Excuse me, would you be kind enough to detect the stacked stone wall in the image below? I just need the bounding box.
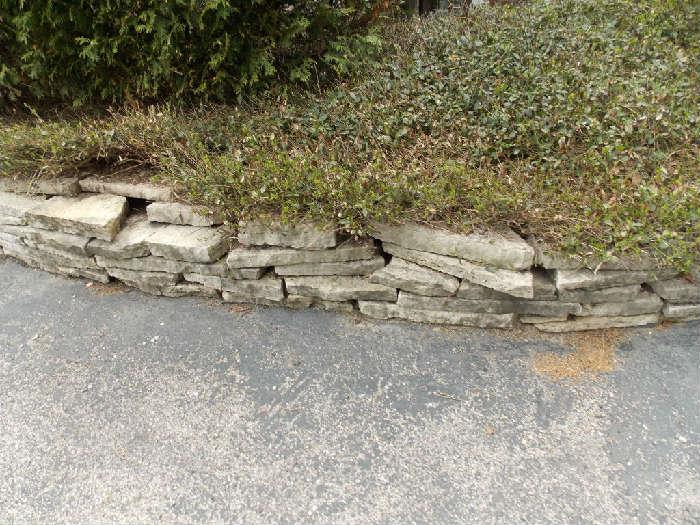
[1,178,699,331]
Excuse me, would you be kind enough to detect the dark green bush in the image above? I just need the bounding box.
[0,0,382,105]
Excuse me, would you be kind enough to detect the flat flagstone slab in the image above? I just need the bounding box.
[375,223,534,270]
[26,194,128,241]
[554,269,674,291]
[382,242,471,277]
[534,314,660,332]
[578,294,663,317]
[0,177,80,196]
[275,257,385,277]
[221,276,285,304]
[146,224,228,263]
[285,276,397,302]
[146,202,223,226]
[0,191,47,219]
[557,284,643,304]
[79,175,174,202]
[26,229,92,256]
[663,303,700,321]
[238,220,338,249]
[648,278,700,303]
[227,240,376,268]
[529,237,661,271]
[107,267,181,291]
[358,301,517,328]
[460,260,535,299]
[87,213,164,259]
[369,258,459,297]
[285,295,356,313]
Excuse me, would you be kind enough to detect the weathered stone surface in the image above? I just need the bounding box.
[460,261,535,299]
[0,191,46,219]
[238,220,338,249]
[229,267,267,280]
[227,240,376,268]
[531,270,557,300]
[0,231,22,246]
[382,242,469,277]
[358,301,517,328]
[285,276,397,302]
[520,315,568,324]
[220,276,285,303]
[146,202,223,226]
[397,292,515,314]
[662,303,700,321]
[375,223,534,270]
[147,224,228,263]
[107,268,180,292]
[579,294,663,317]
[96,255,186,274]
[275,257,385,277]
[529,237,661,271]
[86,213,163,259]
[79,176,174,201]
[285,295,356,313]
[0,177,80,196]
[557,284,643,304]
[161,283,219,299]
[27,194,128,241]
[396,291,580,317]
[26,228,91,255]
[0,215,26,226]
[28,242,100,269]
[369,258,459,297]
[183,273,222,290]
[554,269,673,291]
[456,280,512,300]
[648,278,700,303]
[534,314,660,332]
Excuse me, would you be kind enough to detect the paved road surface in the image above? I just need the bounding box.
[1,258,699,524]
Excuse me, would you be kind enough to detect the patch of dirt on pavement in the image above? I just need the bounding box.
[532,329,624,380]
[85,281,128,296]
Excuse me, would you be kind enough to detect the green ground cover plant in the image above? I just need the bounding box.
[1,0,699,268]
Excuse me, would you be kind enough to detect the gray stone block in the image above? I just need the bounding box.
[285,295,356,313]
[146,202,223,226]
[106,267,181,292]
[555,269,674,291]
[534,314,660,332]
[648,278,700,303]
[227,240,376,268]
[579,294,663,317]
[79,175,174,201]
[0,215,26,226]
[27,194,129,241]
[662,303,700,321]
[520,315,568,324]
[147,224,228,263]
[161,283,220,299]
[0,177,80,196]
[221,275,285,303]
[285,276,397,302]
[375,223,534,270]
[557,284,643,304]
[229,267,267,280]
[460,260,535,299]
[369,258,459,296]
[86,213,163,259]
[358,301,517,328]
[275,257,385,277]
[238,220,338,249]
[382,242,470,277]
[183,273,222,290]
[456,280,512,300]
[0,191,47,218]
[529,237,661,271]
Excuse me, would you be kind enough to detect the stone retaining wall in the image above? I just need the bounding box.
[2,178,699,331]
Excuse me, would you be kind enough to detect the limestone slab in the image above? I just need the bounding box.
[238,220,338,249]
[557,284,643,304]
[382,242,470,277]
[28,242,99,269]
[87,213,163,259]
[662,303,700,321]
[107,268,180,292]
[147,224,228,263]
[161,283,219,299]
[375,223,534,270]
[27,194,128,241]
[369,258,459,297]
[220,276,285,303]
[26,228,91,255]
[647,278,700,303]
[358,301,517,328]
[146,202,223,226]
[460,260,535,299]
[286,295,356,313]
[227,240,376,268]
[534,314,660,332]
[0,191,47,218]
[184,273,222,290]
[554,269,673,291]
[229,267,267,280]
[79,176,174,201]
[0,215,26,226]
[96,255,187,273]
[579,294,662,317]
[529,237,661,271]
[456,280,512,300]
[0,177,80,196]
[520,315,568,324]
[275,257,385,277]
[285,276,397,302]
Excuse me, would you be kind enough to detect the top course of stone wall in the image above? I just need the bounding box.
[1,176,699,332]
